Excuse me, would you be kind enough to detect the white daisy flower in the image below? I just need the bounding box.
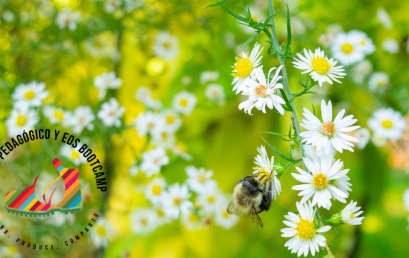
[172,91,197,115]
[181,209,203,231]
[97,97,125,127]
[144,177,167,204]
[367,108,406,140]
[214,197,239,229]
[2,10,15,23]
[12,81,49,109]
[231,42,263,93]
[172,142,192,161]
[130,208,158,235]
[91,217,115,248]
[94,72,122,100]
[377,8,393,29]
[292,156,350,209]
[151,128,176,150]
[253,145,281,200]
[403,189,409,212]
[152,205,173,226]
[341,200,365,225]
[161,110,182,132]
[205,83,225,106]
[331,32,365,66]
[67,106,95,134]
[239,66,285,115]
[354,128,371,149]
[140,147,169,177]
[368,72,390,93]
[293,48,346,87]
[349,30,375,55]
[200,71,220,84]
[56,8,81,31]
[281,201,331,257]
[372,134,387,147]
[135,87,162,110]
[352,60,372,83]
[300,100,360,155]
[129,161,140,176]
[153,31,179,60]
[43,106,70,127]
[6,108,39,137]
[0,245,22,258]
[104,0,121,13]
[382,38,399,54]
[196,183,222,214]
[84,33,119,61]
[61,144,87,166]
[163,183,193,219]
[185,166,216,194]
[134,111,165,137]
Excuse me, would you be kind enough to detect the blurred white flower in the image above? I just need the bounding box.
[161,110,182,132]
[129,161,140,176]
[205,84,225,106]
[200,71,220,84]
[135,87,162,110]
[151,128,176,150]
[181,76,192,85]
[144,177,167,204]
[172,142,192,160]
[368,108,406,140]
[67,106,95,134]
[181,209,203,231]
[253,145,281,200]
[331,31,365,66]
[6,107,39,137]
[124,0,144,12]
[377,8,393,29]
[163,183,193,219]
[368,72,390,93]
[300,100,360,155]
[318,34,333,48]
[140,147,169,177]
[341,200,365,225]
[290,17,306,35]
[292,156,351,209]
[84,33,119,61]
[12,81,49,109]
[91,217,115,248]
[153,31,179,60]
[97,97,125,127]
[293,48,346,87]
[382,38,399,54]
[94,72,122,100]
[352,60,372,83]
[326,23,343,35]
[214,197,239,229]
[61,144,87,166]
[130,208,158,235]
[56,8,81,31]
[349,30,375,55]
[185,166,216,194]
[43,106,70,127]
[303,144,335,160]
[152,205,173,226]
[239,66,285,115]
[134,111,165,137]
[196,183,222,214]
[2,10,15,22]
[403,189,409,212]
[0,245,22,258]
[372,134,387,147]
[354,128,371,149]
[104,0,121,13]
[172,91,197,115]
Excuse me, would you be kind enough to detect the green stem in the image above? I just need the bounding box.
[267,0,323,230]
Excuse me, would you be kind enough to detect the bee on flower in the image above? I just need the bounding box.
[253,145,281,200]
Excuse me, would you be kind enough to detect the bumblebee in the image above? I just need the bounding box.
[226,172,272,227]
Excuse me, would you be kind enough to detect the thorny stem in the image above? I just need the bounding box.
[267,0,328,255]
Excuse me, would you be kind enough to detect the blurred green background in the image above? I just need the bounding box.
[0,0,409,257]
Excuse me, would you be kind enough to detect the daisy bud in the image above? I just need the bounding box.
[273,162,291,175]
[328,212,344,225]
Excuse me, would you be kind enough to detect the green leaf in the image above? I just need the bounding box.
[312,103,316,115]
[205,0,246,22]
[260,131,287,136]
[261,136,294,162]
[286,5,291,49]
[238,32,260,48]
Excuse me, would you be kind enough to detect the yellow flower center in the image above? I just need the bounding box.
[157,209,165,217]
[16,115,27,126]
[311,56,331,75]
[207,196,215,203]
[255,84,268,97]
[189,213,199,222]
[8,246,18,253]
[166,115,175,124]
[54,110,64,120]
[174,197,181,206]
[233,55,253,78]
[341,43,354,54]
[321,122,336,137]
[313,173,328,189]
[223,211,230,218]
[350,212,355,219]
[296,218,316,240]
[179,98,188,107]
[161,132,168,140]
[212,90,219,97]
[197,174,206,183]
[96,225,106,236]
[24,90,35,100]
[163,42,170,49]
[151,185,162,196]
[381,120,393,129]
[147,122,154,129]
[71,150,80,159]
[140,218,147,225]
[360,40,365,45]
[109,111,115,117]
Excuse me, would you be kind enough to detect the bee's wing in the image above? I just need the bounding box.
[262,176,273,211]
[226,200,241,216]
[249,206,263,227]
